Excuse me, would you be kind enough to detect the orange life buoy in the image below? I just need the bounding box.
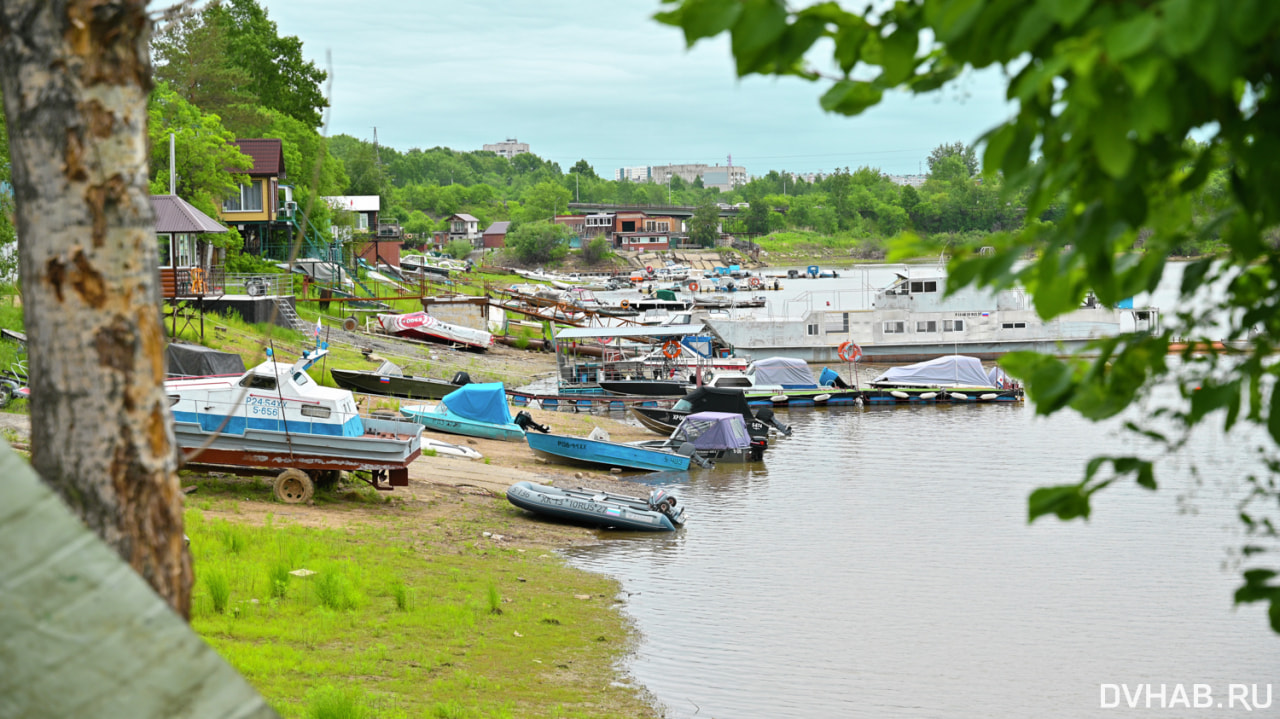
[688,280,699,292]
[837,340,863,363]
[748,276,762,289]
[662,340,681,359]
[620,299,630,309]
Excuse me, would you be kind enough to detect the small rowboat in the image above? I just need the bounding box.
[506,481,686,531]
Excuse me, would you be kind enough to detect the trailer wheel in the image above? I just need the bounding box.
[310,469,342,490]
[274,469,314,504]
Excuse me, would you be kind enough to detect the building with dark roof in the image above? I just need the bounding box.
[481,220,510,249]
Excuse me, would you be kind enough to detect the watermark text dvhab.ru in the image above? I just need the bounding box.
[1101,684,1273,710]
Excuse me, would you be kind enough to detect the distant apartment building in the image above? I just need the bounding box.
[886,174,928,188]
[615,166,652,182]
[482,138,530,159]
[699,164,748,192]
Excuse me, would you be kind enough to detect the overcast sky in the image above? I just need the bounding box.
[261,0,1015,177]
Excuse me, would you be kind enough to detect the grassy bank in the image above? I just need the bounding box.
[186,477,658,719]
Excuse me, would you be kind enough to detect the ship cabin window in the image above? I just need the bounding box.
[909,280,939,294]
[944,319,965,332]
[712,376,753,388]
[916,320,937,332]
[240,374,277,390]
[1001,322,1027,329]
[806,323,819,336]
[825,312,849,334]
[883,321,906,334]
[292,371,311,386]
[300,404,330,419]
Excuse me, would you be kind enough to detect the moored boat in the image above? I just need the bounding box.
[702,357,864,407]
[400,382,533,441]
[860,355,1023,403]
[524,428,697,472]
[632,386,793,437]
[632,411,767,463]
[506,481,686,531]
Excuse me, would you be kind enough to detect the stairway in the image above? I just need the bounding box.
[273,297,312,334]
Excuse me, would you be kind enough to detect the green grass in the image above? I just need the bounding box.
[186,503,655,718]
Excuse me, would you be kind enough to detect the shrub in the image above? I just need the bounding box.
[205,569,230,614]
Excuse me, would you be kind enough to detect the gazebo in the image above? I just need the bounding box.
[150,194,227,298]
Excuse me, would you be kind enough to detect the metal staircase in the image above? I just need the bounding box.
[273,296,312,334]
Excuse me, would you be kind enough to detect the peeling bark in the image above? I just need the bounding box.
[0,0,191,617]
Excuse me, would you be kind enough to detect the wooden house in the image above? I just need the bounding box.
[152,194,228,298]
[481,221,510,249]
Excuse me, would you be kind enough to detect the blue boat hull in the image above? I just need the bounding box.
[505,481,683,531]
[400,405,525,441]
[525,432,692,472]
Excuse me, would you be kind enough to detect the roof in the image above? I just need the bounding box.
[450,213,479,222]
[232,138,286,177]
[150,195,227,234]
[483,221,511,235]
[323,195,380,212]
[555,323,705,340]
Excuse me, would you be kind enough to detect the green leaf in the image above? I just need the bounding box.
[1234,569,1279,604]
[1008,5,1055,54]
[1029,483,1092,522]
[879,25,920,85]
[1162,0,1215,56]
[832,20,869,74]
[1093,112,1135,179]
[730,0,789,75]
[924,0,985,44]
[1104,14,1160,61]
[819,80,884,116]
[1267,381,1280,445]
[1120,54,1163,96]
[660,0,743,47]
[773,15,826,73]
[1044,0,1093,26]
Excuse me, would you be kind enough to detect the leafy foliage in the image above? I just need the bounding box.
[689,196,721,247]
[928,141,978,178]
[506,221,570,265]
[580,236,611,265]
[656,0,1280,631]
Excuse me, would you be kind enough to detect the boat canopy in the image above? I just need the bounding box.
[750,357,817,386]
[555,324,705,340]
[442,382,513,425]
[681,336,714,359]
[870,355,995,388]
[671,411,751,450]
[672,386,754,418]
[374,360,403,377]
[165,343,245,378]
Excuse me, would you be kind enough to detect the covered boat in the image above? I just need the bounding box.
[165,342,245,378]
[525,428,697,472]
[400,382,532,441]
[377,311,493,351]
[632,386,792,438]
[702,356,864,407]
[331,360,468,400]
[634,411,765,463]
[506,481,686,531]
[860,355,1023,403]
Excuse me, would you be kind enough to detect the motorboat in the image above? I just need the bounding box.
[632,386,792,438]
[506,481,686,531]
[400,382,538,441]
[633,411,767,463]
[860,355,1023,403]
[524,427,700,472]
[701,357,864,407]
[330,360,468,400]
[376,311,493,351]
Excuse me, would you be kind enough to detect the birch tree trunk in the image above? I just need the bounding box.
[0,0,191,617]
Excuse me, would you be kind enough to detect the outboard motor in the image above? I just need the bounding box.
[754,407,793,437]
[451,371,472,386]
[513,410,550,434]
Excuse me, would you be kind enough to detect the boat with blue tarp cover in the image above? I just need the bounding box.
[400,382,530,441]
[506,481,686,531]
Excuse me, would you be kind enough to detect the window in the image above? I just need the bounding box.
[357,214,369,231]
[157,233,172,267]
[825,312,849,334]
[644,220,670,232]
[300,404,330,419]
[909,280,938,293]
[239,374,277,390]
[222,180,263,212]
[713,376,752,387]
[916,320,937,332]
[883,321,905,334]
[806,323,819,336]
[1002,322,1027,329]
[175,233,194,268]
[292,371,310,386]
[944,319,965,332]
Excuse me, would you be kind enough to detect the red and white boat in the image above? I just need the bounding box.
[376,311,493,351]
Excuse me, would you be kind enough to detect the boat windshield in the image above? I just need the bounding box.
[292,371,310,386]
[673,399,692,411]
[240,374,276,390]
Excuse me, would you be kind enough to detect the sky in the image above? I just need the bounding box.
[261,0,1015,178]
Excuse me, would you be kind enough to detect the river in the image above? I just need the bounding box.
[562,263,1279,718]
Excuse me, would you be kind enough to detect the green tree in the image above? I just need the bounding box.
[688,197,721,247]
[147,83,251,250]
[506,221,570,265]
[204,0,328,129]
[151,11,267,135]
[518,180,571,223]
[444,240,473,260]
[928,141,978,178]
[656,0,1280,629]
[570,159,598,180]
[581,236,611,265]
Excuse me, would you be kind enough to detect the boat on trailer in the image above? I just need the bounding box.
[165,347,424,502]
[506,481,686,531]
